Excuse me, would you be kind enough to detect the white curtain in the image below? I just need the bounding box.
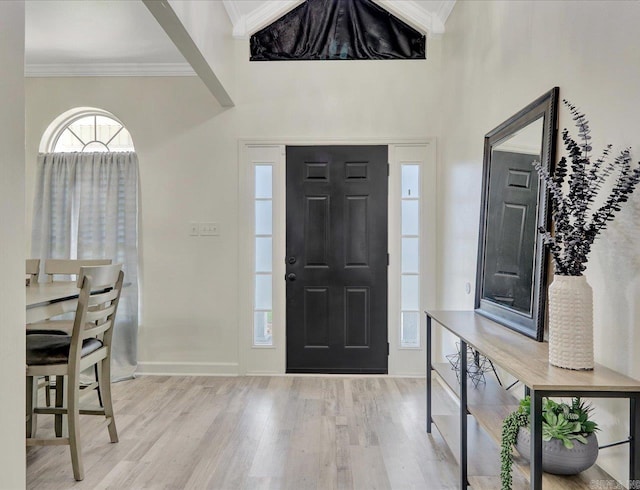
[32,152,139,381]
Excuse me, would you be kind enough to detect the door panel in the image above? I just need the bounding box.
[286,145,388,374]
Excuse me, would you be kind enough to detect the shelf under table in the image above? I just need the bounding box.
[428,310,629,489]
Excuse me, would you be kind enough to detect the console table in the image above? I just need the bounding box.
[426,310,640,490]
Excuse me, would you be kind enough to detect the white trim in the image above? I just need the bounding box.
[227,0,453,39]
[39,107,131,153]
[436,0,457,25]
[231,0,302,38]
[240,137,432,146]
[136,361,240,376]
[25,62,196,78]
[373,0,444,37]
[239,138,436,377]
[222,0,241,27]
[238,144,286,375]
[388,143,437,376]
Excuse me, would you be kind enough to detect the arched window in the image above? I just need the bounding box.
[41,107,134,153]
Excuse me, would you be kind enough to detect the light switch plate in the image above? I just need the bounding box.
[199,222,220,236]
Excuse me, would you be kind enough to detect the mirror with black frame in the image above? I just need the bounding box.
[475,88,559,341]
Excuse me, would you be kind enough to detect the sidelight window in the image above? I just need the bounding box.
[400,164,420,348]
[254,165,273,346]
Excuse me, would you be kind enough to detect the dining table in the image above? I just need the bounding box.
[26,281,80,324]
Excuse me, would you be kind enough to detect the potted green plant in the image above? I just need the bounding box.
[501,396,599,490]
[533,100,640,370]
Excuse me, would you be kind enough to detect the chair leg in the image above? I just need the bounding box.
[26,376,37,438]
[67,369,84,481]
[94,363,103,407]
[45,376,52,407]
[54,375,65,438]
[100,359,118,443]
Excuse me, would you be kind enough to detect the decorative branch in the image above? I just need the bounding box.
[533,99,640,276]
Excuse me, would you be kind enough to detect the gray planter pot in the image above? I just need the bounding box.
[515,428,599,475]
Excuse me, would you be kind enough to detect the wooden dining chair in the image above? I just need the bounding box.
[26,264,124,481]
[26,259,40,285]
[27,258,113,406]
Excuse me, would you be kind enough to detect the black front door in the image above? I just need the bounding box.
[286,146,388,374]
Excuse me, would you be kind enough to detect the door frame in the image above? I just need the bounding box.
[238,138,437,376]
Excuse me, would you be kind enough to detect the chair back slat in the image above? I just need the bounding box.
[45,259,112,280]
[85,304,117,325]
[88,288,119,306]
[76,263,121,289]
[83,321,113,338]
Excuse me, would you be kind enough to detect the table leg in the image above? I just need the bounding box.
[631,395,640,484]
[426,314,432,434]
[530,390,543,490]
[460,340,468,489]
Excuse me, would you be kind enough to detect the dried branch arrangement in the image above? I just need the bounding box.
[534,100,640,276]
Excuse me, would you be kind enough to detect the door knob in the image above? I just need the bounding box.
[287,256,297,264]
[286,273,297,281]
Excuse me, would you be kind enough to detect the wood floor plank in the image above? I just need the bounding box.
[27,375,459,490]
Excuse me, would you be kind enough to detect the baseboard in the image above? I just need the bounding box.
[136,361,240,376]
[135,362,424,378]
[389,373,427,378]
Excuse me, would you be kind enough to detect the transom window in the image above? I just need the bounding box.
[52,114,134,152]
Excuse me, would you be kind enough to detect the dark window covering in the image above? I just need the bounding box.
[250,0,426,61]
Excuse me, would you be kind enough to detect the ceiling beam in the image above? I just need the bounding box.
[143,0,234,107]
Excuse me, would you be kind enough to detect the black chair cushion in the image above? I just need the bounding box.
[26,335,103,366]
[26,329,68,335]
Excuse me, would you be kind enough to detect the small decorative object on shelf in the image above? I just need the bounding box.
[445,342,495,388]
[534,100,640,370]
[501,396,599,490]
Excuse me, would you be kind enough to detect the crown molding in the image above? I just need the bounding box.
[375,0,444,37]
[225,0,455,40]
[436,0,456,25]
[222,0,241,26]
[230,0,302,39]
[25,62,196,78]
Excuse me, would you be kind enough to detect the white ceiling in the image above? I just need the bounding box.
[25,0,191,76]
[25,0,455,77]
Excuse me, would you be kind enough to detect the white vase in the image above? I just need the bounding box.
[548,275,594,370]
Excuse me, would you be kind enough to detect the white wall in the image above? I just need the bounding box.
[438,0,640,480]
[0,2,26,488]
[25,42,442,376]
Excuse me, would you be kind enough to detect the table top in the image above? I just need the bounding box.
[426,310,640,392]
[26,281,79,309]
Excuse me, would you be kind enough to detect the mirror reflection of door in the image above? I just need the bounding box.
[285,146,388,374]
[482,117,544,315]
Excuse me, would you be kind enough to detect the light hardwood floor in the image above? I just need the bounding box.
[27,375,460,490]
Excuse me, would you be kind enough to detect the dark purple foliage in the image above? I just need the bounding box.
[533,100,640,276]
